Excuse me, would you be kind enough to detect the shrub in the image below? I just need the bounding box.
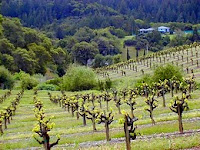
[35,83,59,91]
[97,79,105,91]
[110,28,126,38]
[135,74,153,87]
[0,66,14,89]
[124,39,136,46]
[62,65,97,91]
[93,54,105,68]
[46,77,62,86]
[153,64,183,82]
[20,72,38,90]
[113,54,122,64]
[105,77,112,90]
[13,72,22,80]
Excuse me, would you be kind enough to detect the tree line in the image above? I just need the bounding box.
[0,15,70,76]
[1,0,200,38]
[0,14,124,76]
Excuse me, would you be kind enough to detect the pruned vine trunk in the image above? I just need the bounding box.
[124,115,131,150]
[178,106,183,133]
[105,122,110,141]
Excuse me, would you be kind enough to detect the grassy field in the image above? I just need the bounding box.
[0,88,200,149]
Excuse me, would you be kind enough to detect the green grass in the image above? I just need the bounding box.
[0,89,200,149]
[78,134,200,150]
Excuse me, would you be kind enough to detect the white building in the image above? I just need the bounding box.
[158,26,170,33]
[139,28,155,34]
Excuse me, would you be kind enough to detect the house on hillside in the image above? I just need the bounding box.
[158,26,170,33]
[139,28,155,34]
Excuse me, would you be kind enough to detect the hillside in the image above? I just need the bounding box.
[97,44,200,87]
[0,15,70,76]
[1,0,200,38]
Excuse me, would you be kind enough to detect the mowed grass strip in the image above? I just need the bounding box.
[1,117,200,149]
[77,133,200,150]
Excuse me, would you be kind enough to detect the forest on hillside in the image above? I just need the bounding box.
[0,15,70,76]
[1,0,200,38]
[0,14,124,76]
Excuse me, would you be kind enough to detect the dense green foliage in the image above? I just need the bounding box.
[35,83,59,91]
[0,66,14,89]
[19,72,39,90]
[1,0,200,36]
[62,65,97,91]
[153,64,183,82]
[135,31,169,52]
[0,15,70,76]
[58,27,122,66]
[0,14,122,80]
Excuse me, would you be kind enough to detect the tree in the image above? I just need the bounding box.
[1,54,15,71]
[74,27,95,42]
[192,27,199,41]
[153,64,183,82]
[13,48,36,74]
[0,66,14,89]
[19,72,38,90]
[127,48,131,60]
[113,54,122,64]
[93,54,105,68]
[72,42,99,65]
[27,43,51,75]
[94,34,120,56]
[24,28,41,45]
[50,47,70,76]
[0,38,15,55]
[2,18,26,48]
[147,31,162,44]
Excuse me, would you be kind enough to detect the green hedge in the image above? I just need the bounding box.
[35,83,59,91]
